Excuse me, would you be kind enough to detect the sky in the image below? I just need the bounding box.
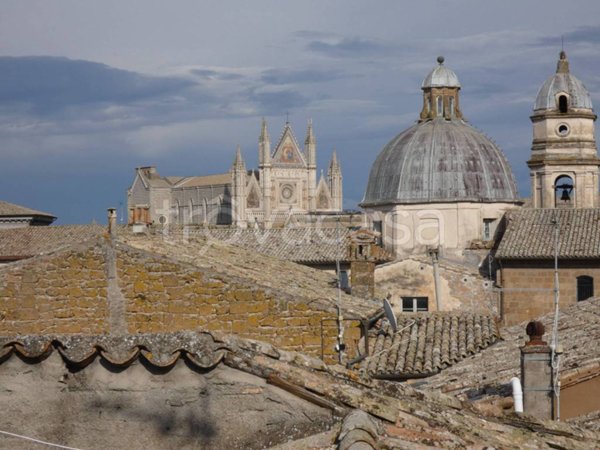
[1,1,600,224]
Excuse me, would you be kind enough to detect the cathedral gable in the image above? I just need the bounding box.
[246,174,261,209]
[272,126,306,166]
[316,177,333,210]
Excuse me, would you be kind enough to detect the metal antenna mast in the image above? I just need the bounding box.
[335,216,345,364]
[551,215,562,420]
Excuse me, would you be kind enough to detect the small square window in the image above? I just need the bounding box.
[401,297,428,312]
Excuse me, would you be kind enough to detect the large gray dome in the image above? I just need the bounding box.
[362,119,519,205]
[534,51,593,111]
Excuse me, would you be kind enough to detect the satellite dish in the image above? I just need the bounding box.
[383,298,398,333]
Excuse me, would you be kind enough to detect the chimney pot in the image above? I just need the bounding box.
[525,321,547,346]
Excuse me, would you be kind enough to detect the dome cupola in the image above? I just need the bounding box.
[420,56,463,121]
[422,56,461,89]
[534,51,593,112]
[362,57,519,206]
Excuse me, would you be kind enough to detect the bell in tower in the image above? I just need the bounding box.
[528,51,600,209]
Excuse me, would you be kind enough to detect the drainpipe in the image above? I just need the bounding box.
[429,247,442,311]
[511,377,523,414]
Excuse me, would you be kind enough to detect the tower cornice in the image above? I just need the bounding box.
[530,111,597,122]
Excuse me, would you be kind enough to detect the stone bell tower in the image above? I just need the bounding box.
[529,51,600,209]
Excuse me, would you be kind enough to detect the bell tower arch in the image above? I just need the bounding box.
[528,51,600,208]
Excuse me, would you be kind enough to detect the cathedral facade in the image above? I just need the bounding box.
[127,120,343,227]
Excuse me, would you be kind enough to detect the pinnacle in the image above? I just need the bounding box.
[305,118,316,145]
[260,118,270,141]
[233,145,245,167]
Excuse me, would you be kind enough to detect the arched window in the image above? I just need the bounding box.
[577,276,594,301]
[449,97,455,118]
[558,95,568,113]
[436,96,443,117]
[554,175,574,208]
[188,199,194,224]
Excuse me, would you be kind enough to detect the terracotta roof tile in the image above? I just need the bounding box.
[417,298,600,399]
[1,330,598,449]
[120,228,379,317]
[200,227,352,263]
[496,208,600,259]
[0,200,55,218]
[360,313,499,379]
[0,224,104,260]
[174,173,231,187]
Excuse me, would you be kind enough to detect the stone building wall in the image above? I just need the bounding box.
[0,244,109,335]
[0,238,362,362]
[375,258,497,314]
[499,260,600,325]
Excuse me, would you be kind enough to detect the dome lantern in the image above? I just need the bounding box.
[420,57,463,121]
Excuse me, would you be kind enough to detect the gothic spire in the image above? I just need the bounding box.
[305,118,315,145]
[259,118,271,166]
[233,145,245,169]
[260,117,270,142]
[305,118,316,167]
[329,149,340,171]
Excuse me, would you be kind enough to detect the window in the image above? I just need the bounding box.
[436,96,443,117]
[483,219,495,241]
[401,297,428,312]
[558,95,568,113]
[373,220,383,245]
[449,97,455,117]
[339,270,349,291]
[577,276,594,302]
[557,123,569,136]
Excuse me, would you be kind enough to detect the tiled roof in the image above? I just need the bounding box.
[0,224,104,260]
[0,331,227,370]
[185,227,353,264]
[416,297,600,400]
[1,331,598,449]
[175,173,231,188]
[120,228,378,317]
[496,208,600,259]
[360,313,499,379]
[0,200,55,218]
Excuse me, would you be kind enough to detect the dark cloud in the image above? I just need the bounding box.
[0,56,195,115]
[260,68,346,84]
[246,88,310,115]
[544,25,600,45]
[306,37,393,58]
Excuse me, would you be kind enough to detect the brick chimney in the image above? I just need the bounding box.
[107,208,117,237]
[520,321,555,419]
[347,229,393,299]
